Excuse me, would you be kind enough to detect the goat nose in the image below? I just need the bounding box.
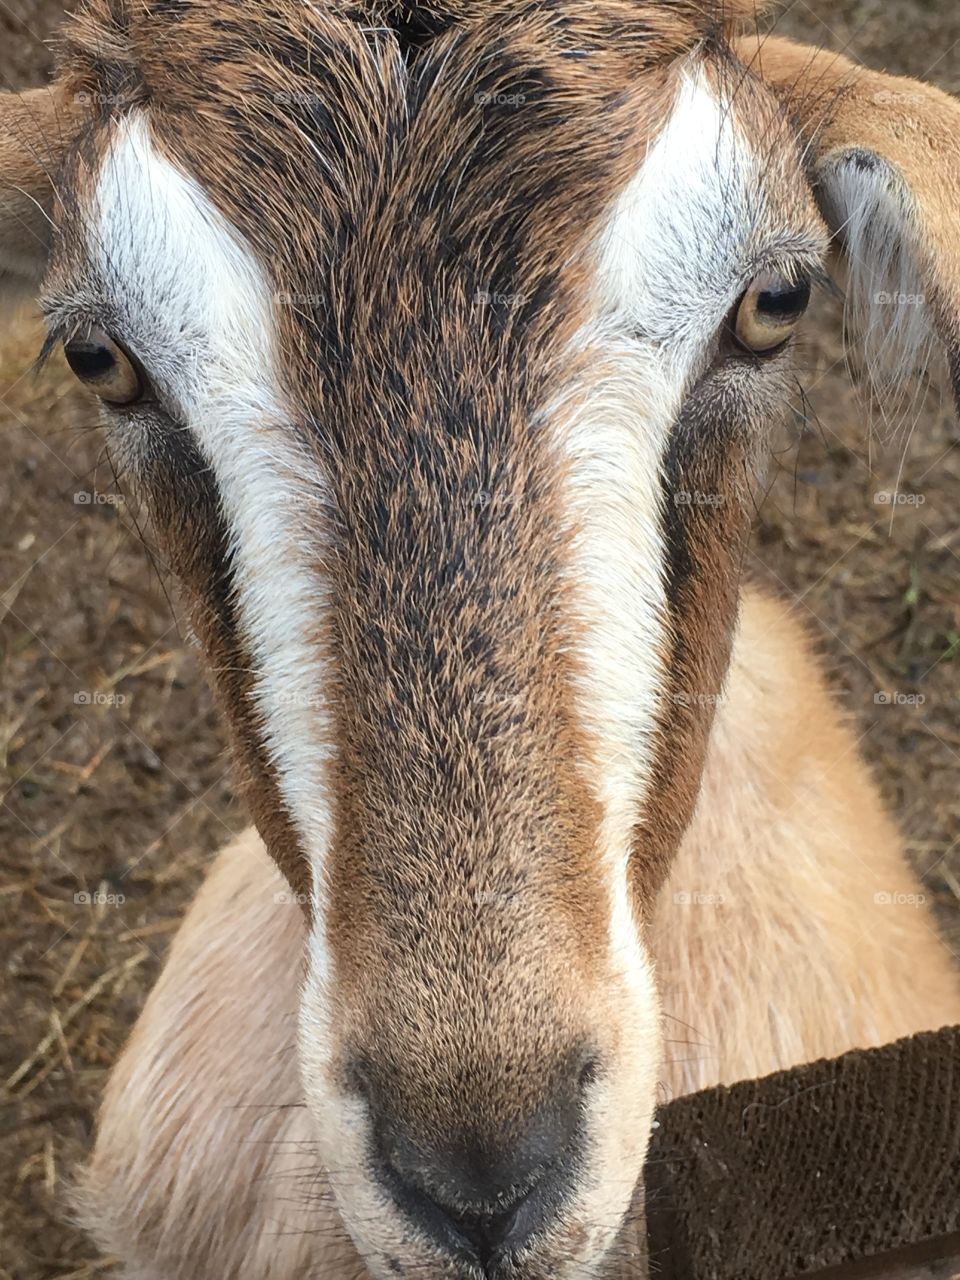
[377,1099,583,1267]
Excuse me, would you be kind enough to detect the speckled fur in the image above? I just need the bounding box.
[0,3,959,1278]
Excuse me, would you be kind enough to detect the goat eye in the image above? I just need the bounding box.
[732,272,812,355]
[63,327,145,405]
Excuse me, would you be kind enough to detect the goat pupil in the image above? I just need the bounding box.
[756,277,812,320]
[64,340,115,381]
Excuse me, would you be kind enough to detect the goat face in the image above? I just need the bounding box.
[32,0,830,1274]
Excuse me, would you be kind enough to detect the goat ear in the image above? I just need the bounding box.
[0,86,75,303]
[739,35,960,405]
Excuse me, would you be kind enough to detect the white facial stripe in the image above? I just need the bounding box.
[562,65,758,1023]
[566,64,757,854]
[598,65,762,364]
[91,113,334,926]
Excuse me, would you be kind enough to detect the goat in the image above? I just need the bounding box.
[1,2,958,1277]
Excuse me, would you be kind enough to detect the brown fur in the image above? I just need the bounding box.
[0,85,80,294]
[0,5,959,1279]
[44,0,812,1170]
[636,59,822,899]
[77,588,960,1278]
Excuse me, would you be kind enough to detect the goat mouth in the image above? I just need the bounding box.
[376,1160,576,1273]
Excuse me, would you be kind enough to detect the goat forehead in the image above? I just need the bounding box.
[58,57,816,414]
[53,30,816,787]
[60,0,809,334]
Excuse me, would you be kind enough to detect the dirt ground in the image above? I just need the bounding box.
[1,3,959,1278]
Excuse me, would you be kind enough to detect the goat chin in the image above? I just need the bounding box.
[76,585,960,1280]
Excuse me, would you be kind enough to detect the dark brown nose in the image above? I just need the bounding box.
[370,1077,587,1271]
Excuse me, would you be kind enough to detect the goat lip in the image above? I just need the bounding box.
[376,1160,482,1266]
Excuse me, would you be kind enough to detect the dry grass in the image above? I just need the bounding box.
[1,2,959,1277]
[0,311,244,1276]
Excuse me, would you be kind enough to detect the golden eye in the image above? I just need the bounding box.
[63,326,145,405]
[733,272,812,355]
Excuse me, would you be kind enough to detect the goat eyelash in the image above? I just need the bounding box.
[33,325,67,375]
[34,312,95,374]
